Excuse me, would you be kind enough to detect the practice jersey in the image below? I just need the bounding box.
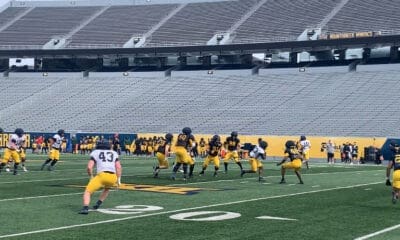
[176,133,194,148]
[157,138,170,154]
[226,137,240,151]
[90,149,119,174]
[52,134,63,150]
[7,134,26,150]
[300,140,311,151]
[286,148,301,161]
[249,145,266,160]
[208,141,222,157]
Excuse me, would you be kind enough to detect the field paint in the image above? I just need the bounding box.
[170,169,384,186]
[256,216,297,221]
[1,168,382,186]
[0,181,382,239]
[0,192,83,202]
[312,185,320,188]
[354,223,400,240]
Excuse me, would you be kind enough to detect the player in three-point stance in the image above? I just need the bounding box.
[277,140,304,184]
[199,135,222,177]
[241,140,268,182]
[41,129,65,171]
[79,140,122,214]
[153,133,173,178]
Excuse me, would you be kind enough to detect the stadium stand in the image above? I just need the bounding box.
[232,0,340,43]
[0,6,100,47]
[325,0,400,35]
[0,7,28,30]
[0,0,399,47]
[146,0,258,46]
[67,4,178,48]
[1,66,399,137]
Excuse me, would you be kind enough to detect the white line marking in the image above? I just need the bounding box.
[364,188,372,191]
[0,192,83,202]
[312,185,320,188]
[256,216,297,221]
[170,169,384,186]
[0,181,382,239]
[354,223,400,240]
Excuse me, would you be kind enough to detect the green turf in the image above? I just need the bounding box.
[0,153,397,240]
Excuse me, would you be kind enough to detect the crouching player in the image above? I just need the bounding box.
[241,140,268,182]
[199,135,222,177]
[389,147,400,204]
[153,133,173,178]
[79,141,122,215]
[277,140,304,184]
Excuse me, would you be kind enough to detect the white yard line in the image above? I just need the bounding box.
[0,181,382,238]
[354,223,400,240]
[170,169,384,186]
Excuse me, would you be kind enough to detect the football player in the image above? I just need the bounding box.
[199,138,207,158]
[241,140,268,181]
[0,128,26,175]
[153,133,173,178]
[199,135,222,177]
[40,129,64,171]
[223,131,243,173]
[387,141,399,186]
[388,146,400,204]
[299,135,311,169]
[277,140,304,184]
[171,127,195,180]
[79,140,122,214]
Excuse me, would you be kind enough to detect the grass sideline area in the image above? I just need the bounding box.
[0,153,397,240]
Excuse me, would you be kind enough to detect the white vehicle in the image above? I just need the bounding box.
[9,58,35,70]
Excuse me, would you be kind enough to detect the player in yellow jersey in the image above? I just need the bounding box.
[199,138,207,158]
[153,133,173,178]
[199,135,222,177]
[41,129,65,171]
[171,127,195,180]
[0,128,26,175]
[79,140,122,215]
[223,131,243,173]
[277,140,304,184]
[240,140,268,181]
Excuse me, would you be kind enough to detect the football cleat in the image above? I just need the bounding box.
[279,179,286,184]
[78,208,89,215]
[258,176,265,182]
[240,170,245,177]
[22,166,28,172]
[5,167,10,172]
[299,180,304,184]
[392,191,398,204]
[213,172,218,177]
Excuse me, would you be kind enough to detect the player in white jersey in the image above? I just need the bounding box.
[0,128,26,175]
[299,135,311,169]
[41,129,65,171]
[79,141,122,215]
[240,140,268,181]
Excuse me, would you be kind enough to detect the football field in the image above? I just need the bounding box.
[0,153,398,240]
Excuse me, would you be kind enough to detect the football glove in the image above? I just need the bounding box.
[386,179,392,186]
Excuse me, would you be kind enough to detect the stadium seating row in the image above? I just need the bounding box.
[0,0,399,48]
[0,67,399,137]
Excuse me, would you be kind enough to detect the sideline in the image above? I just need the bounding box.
[0,181,382,238]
